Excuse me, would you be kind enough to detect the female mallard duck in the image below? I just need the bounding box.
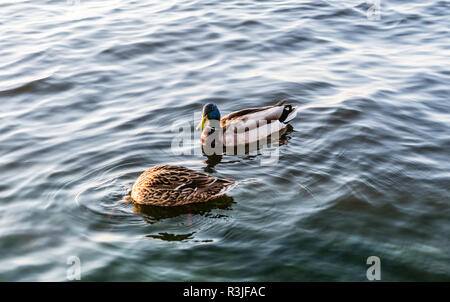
[196,100,298,148]
[130,165,236,206]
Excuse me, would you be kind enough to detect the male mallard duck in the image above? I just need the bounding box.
[196,100,298,147]
[130,165,236,206]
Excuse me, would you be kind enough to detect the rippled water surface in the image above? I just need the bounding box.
[1,0,449,281]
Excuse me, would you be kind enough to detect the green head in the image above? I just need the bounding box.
[197,103,221,130]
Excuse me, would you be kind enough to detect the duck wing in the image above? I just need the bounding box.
[220,100,286,127]
[221,100,295,132]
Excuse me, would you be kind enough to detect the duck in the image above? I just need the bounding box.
[130,165,236,206]
[196,100,298,148]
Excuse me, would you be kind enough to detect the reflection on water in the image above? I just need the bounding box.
[134,195,235,224]
[203,154,223,173]
[145,232,195,242]
[136,196,235,242]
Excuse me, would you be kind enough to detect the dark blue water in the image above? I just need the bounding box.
[0,0,449,281]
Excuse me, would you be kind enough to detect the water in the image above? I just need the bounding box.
[0,0,449,281]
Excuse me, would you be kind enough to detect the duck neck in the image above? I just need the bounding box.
[206,119,221,130]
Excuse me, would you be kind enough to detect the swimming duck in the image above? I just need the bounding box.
[130,165,236,206]
[196,100,298,148]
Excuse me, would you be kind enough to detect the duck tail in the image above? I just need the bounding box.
[213,179,238,198]
[279,104,298,123]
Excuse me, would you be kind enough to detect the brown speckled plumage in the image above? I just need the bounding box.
[130,165,236,206]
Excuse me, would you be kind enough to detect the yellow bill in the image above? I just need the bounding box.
[196,116,207,130]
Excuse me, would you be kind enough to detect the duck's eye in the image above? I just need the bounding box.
[203,104,215,114]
